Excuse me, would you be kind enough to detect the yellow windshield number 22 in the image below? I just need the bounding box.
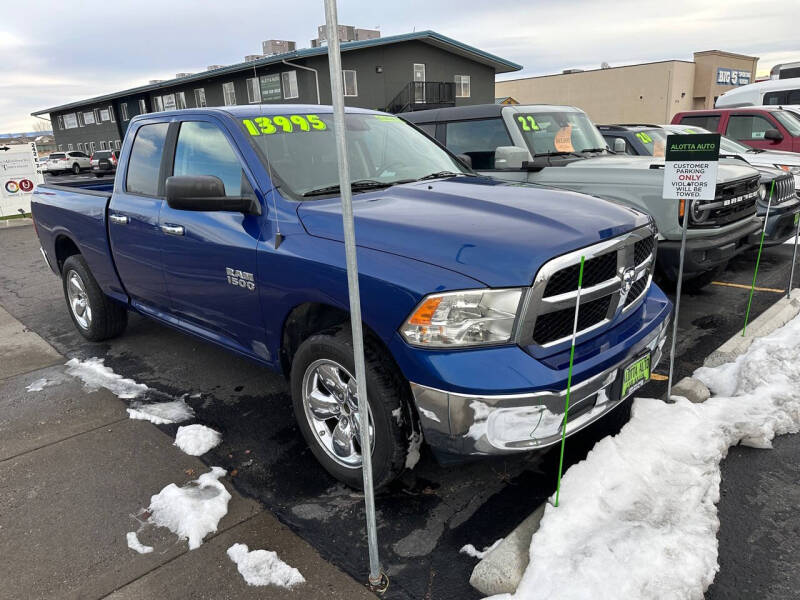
[243,114,327,136]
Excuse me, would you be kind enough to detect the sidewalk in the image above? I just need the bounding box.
[0,306,374,600]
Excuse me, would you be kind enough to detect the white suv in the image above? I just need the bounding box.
[44,151,91,175]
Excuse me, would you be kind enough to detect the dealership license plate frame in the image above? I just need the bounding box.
[620,353,651,400]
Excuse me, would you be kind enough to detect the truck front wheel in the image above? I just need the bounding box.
[290,326,412,490]
[62,254,128,341]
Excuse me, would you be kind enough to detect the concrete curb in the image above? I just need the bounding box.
[469,288,800,596]
[469,503,545,596]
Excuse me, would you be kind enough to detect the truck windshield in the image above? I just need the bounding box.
[239,112,469,198]
[773,110,800,136]
[513,111,608,155]
[631,129,670,157]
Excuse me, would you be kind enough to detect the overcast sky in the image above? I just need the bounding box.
[2,0,797,132]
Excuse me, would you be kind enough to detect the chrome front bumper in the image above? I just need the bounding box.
[409,318,668,456]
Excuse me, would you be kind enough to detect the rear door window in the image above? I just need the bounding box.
[726,114,778,140]
[444,118,513,169]
[49,153,65,159]
[678,115,721,131]
[173,121,244,196]
[126,122,169,196]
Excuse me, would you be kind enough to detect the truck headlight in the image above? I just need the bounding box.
[400,288,524,347]
[775,164,800,176]
[758,183,768,201]
[690,199,710,224]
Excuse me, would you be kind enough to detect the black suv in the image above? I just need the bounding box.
[90,150,120,178]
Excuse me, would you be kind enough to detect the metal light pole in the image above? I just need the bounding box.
[666,198,690,400]
[323,0,385,591]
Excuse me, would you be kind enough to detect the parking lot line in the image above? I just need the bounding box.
[711,281,785,294]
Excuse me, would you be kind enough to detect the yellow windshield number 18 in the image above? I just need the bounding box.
[243,114,327,136]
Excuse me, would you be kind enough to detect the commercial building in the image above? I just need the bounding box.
[495,50,758,125]
[33,30,519,154]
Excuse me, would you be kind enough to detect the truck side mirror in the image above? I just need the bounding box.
[494,146,529,170]
[613,138,627,153]
[166,175,261,215]
[763,128,784,142]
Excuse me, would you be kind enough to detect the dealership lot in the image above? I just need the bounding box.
[1,222,797,599]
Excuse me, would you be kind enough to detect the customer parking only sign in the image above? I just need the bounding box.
[0,142,44,217]
[662,133,721,201]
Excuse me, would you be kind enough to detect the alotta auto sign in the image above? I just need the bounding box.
[662,134,721,202]
[0,142,44,216]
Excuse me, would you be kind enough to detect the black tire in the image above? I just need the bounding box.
[62,254,128,341]
[72,163,81,175]
[290,326,412,490]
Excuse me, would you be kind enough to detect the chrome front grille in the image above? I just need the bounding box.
[517,226,656,347]
[771,174,797,204]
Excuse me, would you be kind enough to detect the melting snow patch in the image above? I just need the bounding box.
[127,398,194,425]
[227,543,305,588]
[148,467,231,550]
[460,538,503,560]
[174,424,222,456]
[65,357,148,398]
[126,531,153,554]
[489,314,800,600]
[26,378,50,392]
[405,430,423,470]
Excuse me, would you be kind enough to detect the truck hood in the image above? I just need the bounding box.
[563,155,759,183]
[296,177,649,287]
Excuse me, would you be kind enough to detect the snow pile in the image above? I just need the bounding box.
[65,357,148,398]
[460,538,503,560]
[490,314,800,600]
[148,467,231,550]
[127,398,194,425]
[126,531,153,554]
[227,543,305,588]
[26,378,50,392]
[174,424,222,456]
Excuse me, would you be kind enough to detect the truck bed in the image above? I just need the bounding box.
[32,182,127,302]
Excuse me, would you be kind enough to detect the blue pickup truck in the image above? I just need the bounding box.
[32,105,671,488]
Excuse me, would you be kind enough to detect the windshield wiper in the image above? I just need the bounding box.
[746,148,765,154]
[302,179,395,197]
[415,171,472,182]
[581,147,607,153]
[534,151,584,158]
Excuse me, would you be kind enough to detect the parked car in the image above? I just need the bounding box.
[44,151,91,175]
[600,124,800,245]
[715,77,800,107]
[402,104,763,289]
[671,106,800,153]
[91,150,120,177]
[31,105,672,489]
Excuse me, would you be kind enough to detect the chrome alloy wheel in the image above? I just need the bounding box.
[66,270,92,329]
[301,359,374,468]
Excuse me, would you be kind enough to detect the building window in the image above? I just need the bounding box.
[78,143,83,152]
[99,108,111,122]
[58,144,63,151]
[63,113,78,129]
[120,103,129,121]
[162,94,176,111]
[115,140,121,150]
[138,99,147,114]
[109,105,115,122]
[83,111,95,125]
[282,71,298,99]
[194,88,207,107]
[259,74,281,102]
[57,116,64,130]
[176,92,187,109]
[153,96,164,112]
[100,141,107,150]
[343,70,357,97]
[455,75,471,98]
[90,141,96,153]
[223,82,236,106]
[77,112,85,127]
[246,77,261,103]
[94,108,101,123]
[67,144,73,151]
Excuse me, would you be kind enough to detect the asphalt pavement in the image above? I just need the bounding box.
[1,221,797,600]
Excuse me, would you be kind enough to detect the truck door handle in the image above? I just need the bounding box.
[161,224,185,236]
[109,214,129,225]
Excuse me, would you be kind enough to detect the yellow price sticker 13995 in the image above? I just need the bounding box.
[243,114,327,135]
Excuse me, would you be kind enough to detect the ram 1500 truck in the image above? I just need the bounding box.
[402,104,765,290]
[32,106,671,489]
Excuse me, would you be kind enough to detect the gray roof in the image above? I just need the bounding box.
[32,30,521,116]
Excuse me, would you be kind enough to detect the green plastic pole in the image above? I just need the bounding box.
[743,180,775,336]
[554,255,585,508]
